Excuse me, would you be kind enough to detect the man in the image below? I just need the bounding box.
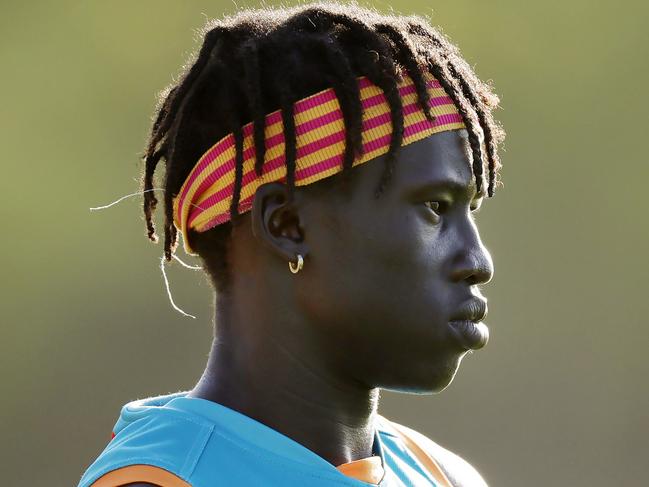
[79,2,504,485]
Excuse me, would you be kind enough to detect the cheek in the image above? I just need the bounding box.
[374,208,448,291]
[297,208,447,333]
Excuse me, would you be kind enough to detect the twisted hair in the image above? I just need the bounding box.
[140,2,505,293]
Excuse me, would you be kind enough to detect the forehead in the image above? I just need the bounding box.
[392,130,484,200]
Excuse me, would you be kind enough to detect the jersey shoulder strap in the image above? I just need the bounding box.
[379,416,454,487]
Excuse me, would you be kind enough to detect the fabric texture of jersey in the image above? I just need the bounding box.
[78,391,449,487]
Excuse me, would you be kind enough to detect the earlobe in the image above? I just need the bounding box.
[251,182,309,263]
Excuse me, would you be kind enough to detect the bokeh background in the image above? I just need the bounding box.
[1,0,647,485]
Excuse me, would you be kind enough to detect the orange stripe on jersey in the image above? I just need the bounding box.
[336,455,384,484]
[388,421,453,487]
[90,464,191,487]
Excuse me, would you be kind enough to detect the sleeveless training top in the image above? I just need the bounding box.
[77,391,453,486]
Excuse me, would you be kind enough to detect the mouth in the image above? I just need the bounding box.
[448,298,489,350]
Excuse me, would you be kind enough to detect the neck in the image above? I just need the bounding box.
[187,291,380,467]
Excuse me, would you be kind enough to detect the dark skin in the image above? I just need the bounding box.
[128,129,492,486]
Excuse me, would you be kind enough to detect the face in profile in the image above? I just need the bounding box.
[294,129,494,394]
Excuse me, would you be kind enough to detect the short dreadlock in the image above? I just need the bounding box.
[141,2,505,293]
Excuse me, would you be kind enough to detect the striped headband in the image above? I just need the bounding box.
[173,71,465,254]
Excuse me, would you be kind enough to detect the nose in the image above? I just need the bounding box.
[449,215,494,286]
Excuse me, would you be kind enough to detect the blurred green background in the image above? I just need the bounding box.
[1,0,647,485]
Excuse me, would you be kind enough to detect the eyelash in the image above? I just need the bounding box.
[424,201,448,215]
[424,201,481,216]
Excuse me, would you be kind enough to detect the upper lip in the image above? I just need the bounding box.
[450,298,488,322]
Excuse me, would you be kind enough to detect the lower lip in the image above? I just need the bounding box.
[448,321,489,350]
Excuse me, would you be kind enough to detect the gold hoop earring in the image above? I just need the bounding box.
[289,254,304,274]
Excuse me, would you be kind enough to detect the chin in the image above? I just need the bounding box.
[381,350,469,395]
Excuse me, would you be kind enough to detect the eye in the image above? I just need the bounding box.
[424,200,449,216]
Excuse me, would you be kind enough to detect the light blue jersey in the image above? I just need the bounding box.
[78,391,452,486]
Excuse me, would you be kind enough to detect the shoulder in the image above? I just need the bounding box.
[381,417,488,487]
[79,414,208,487]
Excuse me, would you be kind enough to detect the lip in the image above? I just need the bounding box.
[448,320,489,350]
[449,298,488,323]
[448,298,489,350]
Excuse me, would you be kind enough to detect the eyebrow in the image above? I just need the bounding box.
[410,179,486,200]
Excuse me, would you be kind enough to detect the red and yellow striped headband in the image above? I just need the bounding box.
[173,71,465,254]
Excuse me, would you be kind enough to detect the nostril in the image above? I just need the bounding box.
[468,270,491,286]
[450,255,493,285]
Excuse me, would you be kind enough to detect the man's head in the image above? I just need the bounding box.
[140,2,504,392]
[237,129,493,393]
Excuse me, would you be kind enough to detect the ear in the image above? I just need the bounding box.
[251,182,310,264]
